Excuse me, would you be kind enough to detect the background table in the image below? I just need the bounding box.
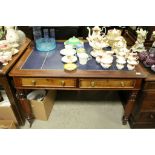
[0,38,31,125]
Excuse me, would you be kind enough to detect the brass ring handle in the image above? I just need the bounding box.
[121,82,125,87]
[61,80,65,86]
[31,80,36,86]
[91,81,95,87]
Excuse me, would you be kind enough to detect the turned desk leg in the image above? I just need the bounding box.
[122,90,138,125]
[16,90,34,127]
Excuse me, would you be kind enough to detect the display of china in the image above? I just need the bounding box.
[5,26,19,44]
[100,55,113,69]
[64,36,83,49]
[131,28,148,52]
[77,53,91,65]
[116,58,126,70]
[87,26,108,57]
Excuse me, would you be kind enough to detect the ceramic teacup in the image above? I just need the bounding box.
[77,53,91,65]
[116,63,124,70]
[127,64,135,70]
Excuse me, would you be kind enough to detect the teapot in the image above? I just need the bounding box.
[87,26,106,39]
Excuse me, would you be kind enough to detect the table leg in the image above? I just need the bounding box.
[122,90,138,125]
[0,76,25,125]
[0,91,4,102]
[16,90,34,127]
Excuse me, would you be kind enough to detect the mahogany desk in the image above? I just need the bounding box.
[9,41,146,126]
[0,38,31,125]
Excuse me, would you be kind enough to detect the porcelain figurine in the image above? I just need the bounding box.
[87,26,108,57]
[131,28,148,52]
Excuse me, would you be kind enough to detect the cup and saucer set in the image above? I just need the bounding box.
[60,37,92,71]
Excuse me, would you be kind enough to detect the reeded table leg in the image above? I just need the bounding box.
[16,90,34,127]
[122,90,138,125]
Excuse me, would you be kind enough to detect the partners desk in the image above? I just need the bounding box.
[9,41,146,126]
[0,38,31,125]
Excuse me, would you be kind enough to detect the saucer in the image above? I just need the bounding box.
[61,55,77,63]
[64,63,77,71]
[60,49,76,56]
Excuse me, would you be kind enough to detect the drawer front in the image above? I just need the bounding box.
[79,79,136,89]
[141,92,155,111]
[144,82,155,90]
[20,78,76,88]
[138,112,155,122]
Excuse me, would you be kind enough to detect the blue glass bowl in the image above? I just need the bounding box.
[36,38,56,52]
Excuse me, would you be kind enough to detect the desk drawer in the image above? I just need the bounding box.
[144,82,155,90]
[138,112,155,122]
[18,78,76,88]
[79,79,136,89]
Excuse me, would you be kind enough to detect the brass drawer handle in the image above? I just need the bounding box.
[121,82,125,87]
[60,80,65,86]
[91,81,95,87]
[31,80,36,86]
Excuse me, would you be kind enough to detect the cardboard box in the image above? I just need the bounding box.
[0,120,16,129]
[30,90,56,121]
[0,91,17,123]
